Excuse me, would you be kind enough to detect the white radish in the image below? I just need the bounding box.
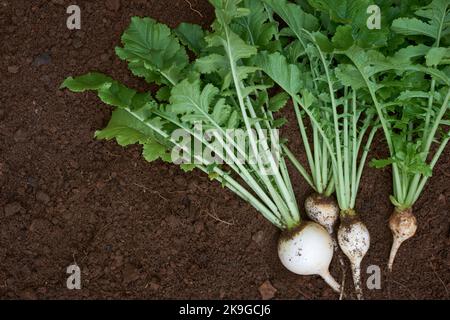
[278,221,340,293]
[388,208,417,272]
[305,193,346,298]
[305,193,339,234]
[337,215,370,300]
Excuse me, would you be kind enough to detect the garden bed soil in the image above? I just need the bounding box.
[0,0,449,299]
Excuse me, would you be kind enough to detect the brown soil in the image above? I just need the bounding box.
[0,0,449,300]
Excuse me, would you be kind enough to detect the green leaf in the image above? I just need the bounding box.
[168,76,235,128]
[180,163,197,172]
[206,30,257,62]
[392,17,436,38]
[97,82,137,109]
[264,0,319,35]
[269,92,290,111]
[156,86,171,102]
[335,64,366,90]
[195,54,228,74]
[143,139,169,162]
[332,25,353,50]
[115,17,189,85]
[61,72,113,92]
[392,0,450,43]
[175,22,207,56]
[299,89,316,109]
[231,0,278,50]
[62,72,155,110]
[426,47,448,66]
[95,108,170,163]
[273,117,288,128]
[370,158,395,169]
[256,52,301,96]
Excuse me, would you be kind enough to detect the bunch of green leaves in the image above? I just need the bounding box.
[334,0,450,209]
[257,0,380,213]
[62,0,303,230]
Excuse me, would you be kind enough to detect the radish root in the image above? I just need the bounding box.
[388,208,417,272]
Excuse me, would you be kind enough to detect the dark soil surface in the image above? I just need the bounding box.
[0,0,449,300]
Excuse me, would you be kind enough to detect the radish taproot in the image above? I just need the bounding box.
[387,208,417,271]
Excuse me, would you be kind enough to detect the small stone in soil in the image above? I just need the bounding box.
[258,280,277,300]
[252,230,265,245]
[4,202,23,217]
[13,128,27,142]
[148,282,161,291]
[33,53,51,67]
[194,221,204,234]
[8,66,19,74]
[123,263,140,284]
[36,191,51,204]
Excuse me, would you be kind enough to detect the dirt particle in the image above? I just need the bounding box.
[4,202,24,217]
[33,52,51,67]
[106,0,121,11]
[123,263,140,284]
[252,230,265,245]
[19,289,37,300]
[258,280,277,300]
[36,191,51,204]
[194,220,204,234]
[7,65,19,74]
[72,38,83,49]
[13,128,27,142]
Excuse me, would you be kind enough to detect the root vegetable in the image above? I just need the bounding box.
[278,221,340,293]
[388,208,417,271]
[305,193,339,234]
[337,214,370,300]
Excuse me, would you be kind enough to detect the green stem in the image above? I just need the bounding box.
[283,145,315,189]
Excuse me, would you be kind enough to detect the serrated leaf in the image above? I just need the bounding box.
[175,22,207,56]
[143,139,169,162]
[256,52,301,96]
[180,164,197,172]
[426,47,448,66]
[264,0,319,36]
[169,76,236,128]
[115,17,189,85]
[156,86,171,102]
[231,0,277,50]
[332,25,353,50]
[61,73,113,92]
[269,92,290,112]
[335,64,366,90]
[392,17,436,38]
[272,117,288,128]
[195,54,227,74]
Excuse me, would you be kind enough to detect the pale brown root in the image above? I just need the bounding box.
[305,194,339,234]
[351,262,363,300]
[320,270,341,293]
[388,237,404,272]
[388,208,417,272]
